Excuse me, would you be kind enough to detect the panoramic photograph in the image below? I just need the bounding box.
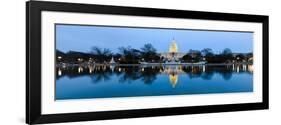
[55,24,254,100]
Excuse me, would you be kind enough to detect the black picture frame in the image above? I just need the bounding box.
[26,1,269,124]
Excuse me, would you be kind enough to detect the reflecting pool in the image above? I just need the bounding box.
[55,64,253,100]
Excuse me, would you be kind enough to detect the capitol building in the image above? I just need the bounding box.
[160,39,185,63]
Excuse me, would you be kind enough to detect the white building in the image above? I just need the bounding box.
[160,39,185,62]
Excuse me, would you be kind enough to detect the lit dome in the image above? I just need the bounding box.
[169,39,178,53]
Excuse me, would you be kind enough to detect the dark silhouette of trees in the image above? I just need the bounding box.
[56,50,66,63]
[118,46,141,64]
[189,49,202,62]
[203,48,234,63]
[222,48,232,55]
[206,55,230,63]
[113,53,122,63]
[140,44,160,63]
[201,48,214,57]
[201,48,215,63]
[141,44,157,53]
[221,48,233,61]
[181,54,192,63]
[182,49,202,63]
[91,46,112,63]
[56,46,253,64]
[64,51,92,63]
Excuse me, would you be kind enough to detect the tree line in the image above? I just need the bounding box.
[57,44,253,64]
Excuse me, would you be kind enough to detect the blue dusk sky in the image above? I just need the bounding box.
[56,24,253,54]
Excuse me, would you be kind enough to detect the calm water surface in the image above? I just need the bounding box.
[55,64,253,100]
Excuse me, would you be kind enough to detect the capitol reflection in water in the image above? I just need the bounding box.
[56,64,253,100]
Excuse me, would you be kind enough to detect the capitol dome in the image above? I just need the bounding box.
[169,39,178,53]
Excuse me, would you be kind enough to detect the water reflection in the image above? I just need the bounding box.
[169,74,178,88]
[56,64,253,87]
[56,64,253,100]
[58,68,62,76]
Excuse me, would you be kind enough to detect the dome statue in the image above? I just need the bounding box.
[169,39,178,53]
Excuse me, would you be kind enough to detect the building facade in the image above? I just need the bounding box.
[160,39,185,62]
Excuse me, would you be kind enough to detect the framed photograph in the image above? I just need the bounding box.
[26,1,269,124]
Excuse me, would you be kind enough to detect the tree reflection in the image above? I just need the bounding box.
[182,66,203,79]
[201,72,214,80]
[89,66,112,84]
[118,66,141,84]
[56,64,253,86]
[139,67,159,84]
